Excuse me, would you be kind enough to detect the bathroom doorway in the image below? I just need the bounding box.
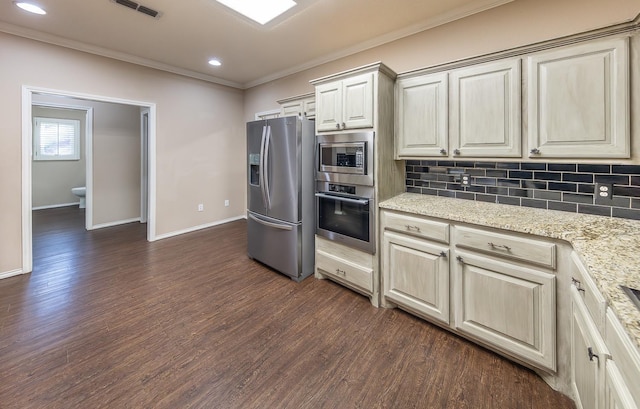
[22,86,157,274]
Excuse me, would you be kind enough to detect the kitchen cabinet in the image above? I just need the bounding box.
[604,309,640,409]
[315,235,378,306]
[380,209,557,372]
[278,93,315,119]
[453,225,556,372]
[395,72,448,157]
[450,58,521,157]
[314,71,374,132]
[571,284,609,409]
[381,211,450,324]
[527,36,630,159]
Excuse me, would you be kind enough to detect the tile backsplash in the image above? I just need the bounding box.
[405,160,640,220]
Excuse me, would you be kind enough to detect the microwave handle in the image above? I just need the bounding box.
[315,192,370,205]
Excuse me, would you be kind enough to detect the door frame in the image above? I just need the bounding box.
[22,85,157,274]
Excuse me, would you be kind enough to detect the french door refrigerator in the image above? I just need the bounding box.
[246,116,315,282]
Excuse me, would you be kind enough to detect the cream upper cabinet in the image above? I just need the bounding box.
[395,72,448,158]
[450,58,522,157]
[315,72,374,132]
[278,93,315,119]
[527,37,630,158]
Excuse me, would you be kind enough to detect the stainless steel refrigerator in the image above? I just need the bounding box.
[246,116,315,282]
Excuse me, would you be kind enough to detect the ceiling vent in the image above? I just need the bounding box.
[111,0,161,19]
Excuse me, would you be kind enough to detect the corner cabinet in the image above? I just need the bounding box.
[527,37,630,159]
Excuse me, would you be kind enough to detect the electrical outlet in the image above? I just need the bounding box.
[224,199,229,207]
[594,183,613,205]
[198,203,204,212]
[460,173,470,186]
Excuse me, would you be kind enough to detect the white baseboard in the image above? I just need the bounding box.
[152,215,245,241]
[90,217,142,230]
[0,269,26,280]
[32,202,79,210]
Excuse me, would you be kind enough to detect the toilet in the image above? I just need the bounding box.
[71,186,86,209]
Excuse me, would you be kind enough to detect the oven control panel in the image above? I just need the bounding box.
[328,183,356,195]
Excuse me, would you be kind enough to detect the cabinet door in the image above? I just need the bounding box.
[342,72,374,130]
[605,361,639,409]
[316,81,343,132]
[303,98,316,118]
[527,37,630,158]
[382,231,450,324]
[453,251,556,371]
[395,73,448,158]
[450,59,521,157]
[571,285,609,409]
[281,101,303,117]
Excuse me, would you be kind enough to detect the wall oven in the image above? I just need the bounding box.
[316,131,374,186]
[315,182,375,253]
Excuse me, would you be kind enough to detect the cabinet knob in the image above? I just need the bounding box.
[439,251,447,258]
[588,347,599,362]
[335,124,340,130]
[530,148,541,155]
[453,149,461,155]
[456,255,464,263]
[341,122,346,129]
[439,148,447,155]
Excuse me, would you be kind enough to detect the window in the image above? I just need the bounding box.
[33,117,81,161]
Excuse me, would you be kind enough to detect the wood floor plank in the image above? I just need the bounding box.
[0,206,575,408]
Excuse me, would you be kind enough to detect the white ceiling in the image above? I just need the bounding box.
[0,0,512,89]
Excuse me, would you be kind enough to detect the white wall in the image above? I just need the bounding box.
[0,32,245,276]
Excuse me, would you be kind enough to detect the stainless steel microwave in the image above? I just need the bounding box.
[316,131,374,186]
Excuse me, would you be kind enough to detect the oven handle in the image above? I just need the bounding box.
[248,214,293,231]
[315,192,370,206]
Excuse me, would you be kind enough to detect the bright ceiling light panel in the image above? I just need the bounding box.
[215,0,297,25]
[15,2,46,15]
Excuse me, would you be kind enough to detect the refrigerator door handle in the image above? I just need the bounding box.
[259,125,267,208]
[263,125,272,210]
[249,214,293,231]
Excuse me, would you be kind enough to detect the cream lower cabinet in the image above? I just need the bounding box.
[315,235,378,307]
[382,231,450,324]
[380,209,556,372]
[453,250,556,371]
[571,284,610,409]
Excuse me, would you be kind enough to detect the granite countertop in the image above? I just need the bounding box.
[379,193,640,352]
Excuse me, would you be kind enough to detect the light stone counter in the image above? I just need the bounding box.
[380,193,640,351]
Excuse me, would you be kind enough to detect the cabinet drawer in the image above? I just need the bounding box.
[570,252,607,334]
[454,226,556,269]
[316,248,373,294]
[382,210,449,243]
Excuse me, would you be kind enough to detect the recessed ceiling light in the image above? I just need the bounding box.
[208,59,222,67]
[14,2,46,15]
[215,0,296,25]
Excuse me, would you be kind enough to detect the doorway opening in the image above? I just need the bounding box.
[22,86,157,274]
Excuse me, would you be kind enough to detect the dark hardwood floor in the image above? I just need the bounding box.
[0,206,575,408]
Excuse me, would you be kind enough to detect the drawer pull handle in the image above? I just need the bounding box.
[335,268,347,276]
[488,242,511,251]
[571,277,585,293]
[405,225,421,232]
[588,347,599,362]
